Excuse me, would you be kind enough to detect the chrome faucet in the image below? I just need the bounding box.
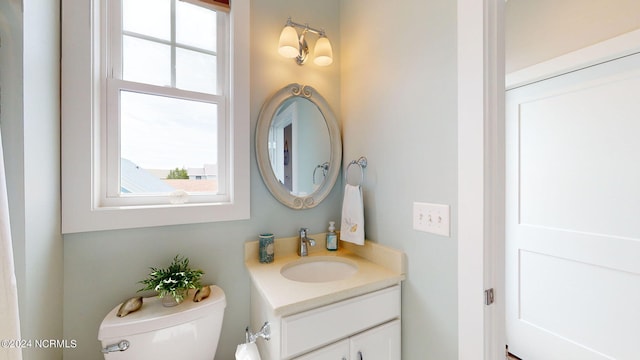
[297,228,316,256]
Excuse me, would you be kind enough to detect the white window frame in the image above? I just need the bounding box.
[61,0,250,233]
[103,0,228,207]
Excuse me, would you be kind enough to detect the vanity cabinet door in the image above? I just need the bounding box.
[281,286,400,358]
[294,339,349,360]
[349,320,401,360]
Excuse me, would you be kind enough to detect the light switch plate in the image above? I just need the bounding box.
[413,202,450,237]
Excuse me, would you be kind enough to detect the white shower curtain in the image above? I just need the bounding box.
[0,131,22,360]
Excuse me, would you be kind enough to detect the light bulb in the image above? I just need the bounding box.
[313,36,333,66]
[278,26,300,58]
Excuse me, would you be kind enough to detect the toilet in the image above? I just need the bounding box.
[98,285,226,359]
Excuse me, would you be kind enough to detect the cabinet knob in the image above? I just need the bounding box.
[358,351,363,360]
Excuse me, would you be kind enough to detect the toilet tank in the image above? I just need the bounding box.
[98,285,226,359]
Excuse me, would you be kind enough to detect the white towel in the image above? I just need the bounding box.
[340,184,365,245]
[235,343,261,360]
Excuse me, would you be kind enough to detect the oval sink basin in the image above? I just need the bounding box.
[280,257,358,283]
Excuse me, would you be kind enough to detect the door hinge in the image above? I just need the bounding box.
[484,288,495,305]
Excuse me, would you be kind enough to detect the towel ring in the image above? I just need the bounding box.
[345,157,367,186]
[312,162,330,185]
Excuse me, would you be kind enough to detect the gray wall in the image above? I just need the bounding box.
[0,1,63,360]
[340,0,458,359]
[62,1,341,359]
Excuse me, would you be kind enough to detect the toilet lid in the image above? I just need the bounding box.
[98,285,226,340]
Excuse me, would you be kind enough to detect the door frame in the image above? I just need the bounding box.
[457,1,505,359]
[505,29,640,90]
[457,1,640,357]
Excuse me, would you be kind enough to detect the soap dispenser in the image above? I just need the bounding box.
[326,221,337,251]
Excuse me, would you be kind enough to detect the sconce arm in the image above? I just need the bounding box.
[285,17,326,37]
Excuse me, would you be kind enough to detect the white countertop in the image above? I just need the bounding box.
[244,234,406,316]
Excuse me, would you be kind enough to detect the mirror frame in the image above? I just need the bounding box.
[256,83,342,209]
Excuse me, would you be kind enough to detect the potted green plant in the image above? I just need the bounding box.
[138,255,204,307]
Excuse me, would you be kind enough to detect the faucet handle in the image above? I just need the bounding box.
[299,228,308,237]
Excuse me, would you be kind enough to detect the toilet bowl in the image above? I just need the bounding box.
[98,285,226,359]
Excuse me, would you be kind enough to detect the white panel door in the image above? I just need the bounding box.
[506,52,640,360]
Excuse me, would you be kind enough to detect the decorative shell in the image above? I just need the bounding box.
[193,286,211,302]
[116,296,143,317]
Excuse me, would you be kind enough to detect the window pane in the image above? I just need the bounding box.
[176,1,217,52]
[120,91,219,194]
[176,48,217,94]
[122,0,171,40]
[123,36,171,86]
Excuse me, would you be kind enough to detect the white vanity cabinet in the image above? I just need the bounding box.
[294,339,349,360]
[251,284,401,360]
[296,320,401,360]
[245,237,406,360]
[348,320,401,360]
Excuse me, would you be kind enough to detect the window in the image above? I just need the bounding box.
[105,0,228,206]
[61,0,249,233]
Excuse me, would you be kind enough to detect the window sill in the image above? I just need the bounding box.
[62,198,249,233]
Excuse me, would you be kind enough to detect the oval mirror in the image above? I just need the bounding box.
[256,84,342,209]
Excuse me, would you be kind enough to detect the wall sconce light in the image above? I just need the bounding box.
[278,17,333,66]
